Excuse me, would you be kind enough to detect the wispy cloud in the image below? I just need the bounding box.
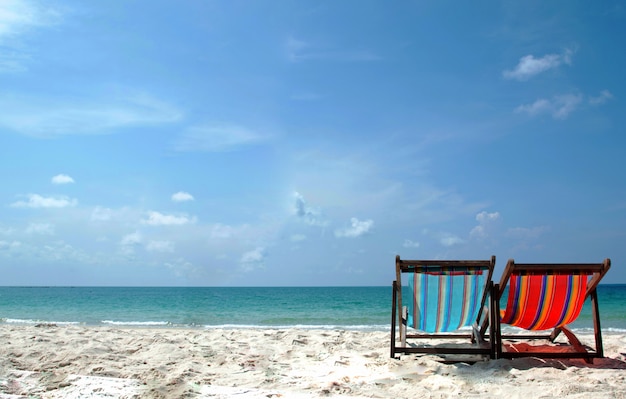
[505,226,549,239]
[164,257,200,279]
[25,222,54,235]
[0,0,61,72]
[11,194,77,208]
[0,226,15,236]
[210,224,237,239]
[142,211,196,226]
[589,90,613,105]
[403,239,420,248]
[334,217,374,238]
[285,36,380,63]
[286,37,309,62]
[51,174,74,184]
[0,50,30,73]
[439,233,464,247]
[470,211,500,239]
[120,231,142,246]
[171,191,194,202]
[0,0,57,39]
[91,207,113,222]
[175,124,269,152]
[503,48,574,80]
[292,192,328,227]
[0,240,21,250]
[146,240,175,253]
[290,234,306,242]
[515,93,583,119]
[240,247,266,271]
[120,231,142,255]
[0,92,182,137]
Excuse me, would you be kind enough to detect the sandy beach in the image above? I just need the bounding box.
[0,325,625,398]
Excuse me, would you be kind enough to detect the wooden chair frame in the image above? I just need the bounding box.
[391,255,496,361]
[492,258,611,363]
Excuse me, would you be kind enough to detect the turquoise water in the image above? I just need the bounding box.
[0,285,624,332]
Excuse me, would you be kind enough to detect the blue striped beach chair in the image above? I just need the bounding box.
[391,255,496,361]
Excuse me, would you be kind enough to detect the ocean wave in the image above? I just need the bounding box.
[101,320,171,327]
[202,324,390,331]
[2,317,624,333]
[2,318,81,326]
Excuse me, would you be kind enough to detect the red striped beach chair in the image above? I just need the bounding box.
[493,258,611,363]
[391,256,496,361]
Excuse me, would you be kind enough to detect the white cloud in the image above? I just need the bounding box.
[25,222,54,235]
[175,124,269,152]
[439,233,464,247]
[0,92,182,137]
[334,217,374,238]
[171,191,194,202]
[210,223,236,239]
[240,247,266,271]
[475,211,500,223]
[291,234,307,242]
[0,0,60,73]
[285,36,380,63]
[285,36,309,62]
[164,258,200,279]
[146,240,175,253]
[11,194,77,208]
[120,232,142,255]
[0,240,21,250]
[470,211,501,239]
[503,49,574,80]
[91,207,113,221]
[120,231,142,246]
[51,174,74,184]
[515,93,583,119]
[0,0,58,39]
[552,94,584,119]
[292,192,328,227]
[0,226,15,235]
[143,211,195,226]
[0,51,29,73]
[515,98,551,116]
[589,90,613,105]
[403,239,420,248]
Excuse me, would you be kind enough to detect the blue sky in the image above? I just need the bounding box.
[1,0,624,286]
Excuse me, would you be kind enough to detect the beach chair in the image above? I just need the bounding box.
[390,255,496,361]
[492,258,611,363]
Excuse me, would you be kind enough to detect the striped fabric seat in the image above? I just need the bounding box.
[407,268,487,333]
[501,273,588,331]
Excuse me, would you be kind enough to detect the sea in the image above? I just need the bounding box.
[0,285,625,333]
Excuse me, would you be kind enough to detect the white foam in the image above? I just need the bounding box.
[101,320,170,326]
[3,318,80,326]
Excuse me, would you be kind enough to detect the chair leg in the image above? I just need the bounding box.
[489,282,496,359]
[391,281,397,358]
[591,290,604,358]
[493,283,502,359]
[400,306,407,347]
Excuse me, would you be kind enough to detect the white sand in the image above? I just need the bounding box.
[0,325,625,398]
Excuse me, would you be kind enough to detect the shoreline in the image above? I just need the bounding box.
[3,322,625,336]
[1,325,625,398]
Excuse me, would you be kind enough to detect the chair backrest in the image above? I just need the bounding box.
[396,256,495,333]
[499,259,611,331]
